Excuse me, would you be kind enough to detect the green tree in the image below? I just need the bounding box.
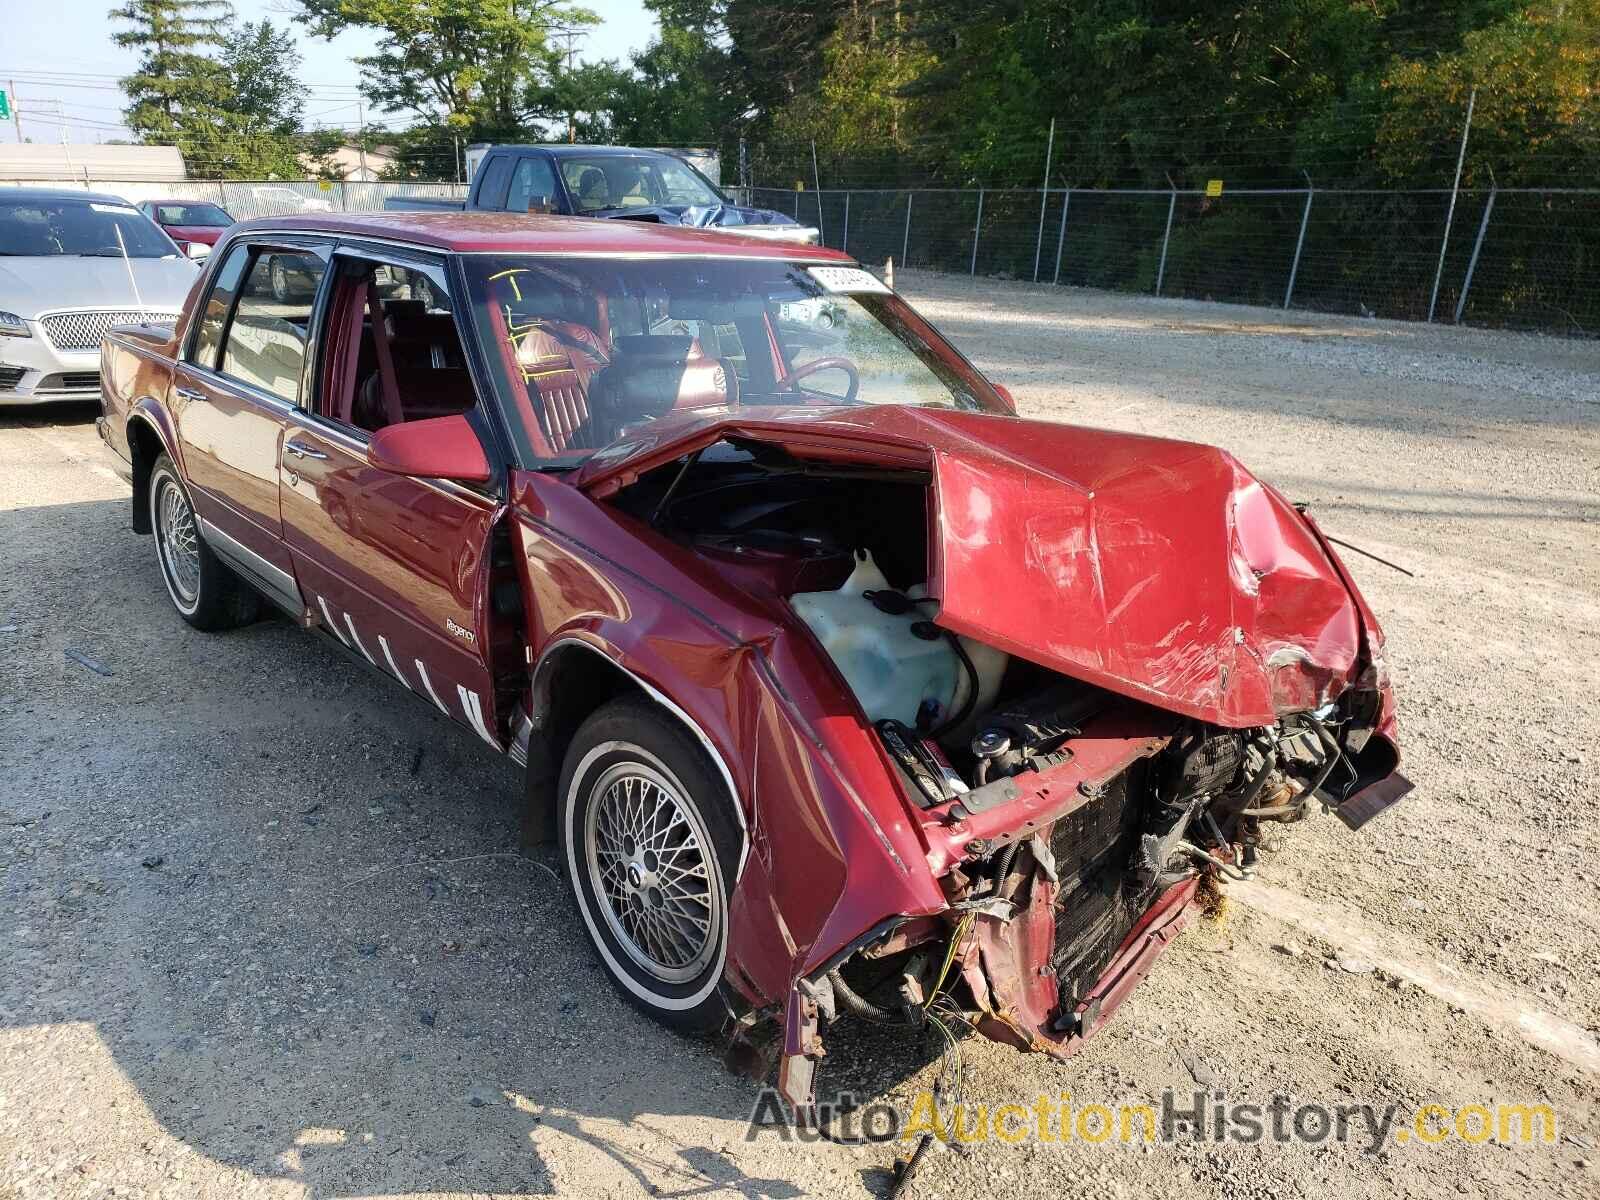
[1378,0,1599,187]
[206,19,308,178]
[110,0,236,160]
[296,0,598,139]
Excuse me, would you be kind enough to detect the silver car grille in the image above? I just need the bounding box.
[39,310,179,352]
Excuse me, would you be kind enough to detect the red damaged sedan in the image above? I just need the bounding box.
[97,212,1409,1112]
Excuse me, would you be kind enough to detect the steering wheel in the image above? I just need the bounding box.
[785,356,860,404]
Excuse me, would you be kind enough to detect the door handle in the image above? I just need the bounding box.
[174,386,206,402]
[285,440,329,460]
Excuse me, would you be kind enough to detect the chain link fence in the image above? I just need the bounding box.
[8,173,1594,335]
[751,184,1600,336]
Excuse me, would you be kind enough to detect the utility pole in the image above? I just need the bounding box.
[7,81,20,143]
[555,29,583,143]
[357,97,368,180]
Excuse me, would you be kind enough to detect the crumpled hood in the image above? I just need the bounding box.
[600,202,802,228]
[578,404,1376,727]
[0,255,200,318]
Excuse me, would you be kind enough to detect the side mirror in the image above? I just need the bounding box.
[992,383,1016,412]
[368,413,491,484]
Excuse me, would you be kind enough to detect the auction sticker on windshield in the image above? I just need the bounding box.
[807,265,891,295]
[90,203,140,215]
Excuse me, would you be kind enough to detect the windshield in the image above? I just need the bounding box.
[0,199,178,258]
[151,202,232,227]
[463,255,1007,467]
[559,155,723,212]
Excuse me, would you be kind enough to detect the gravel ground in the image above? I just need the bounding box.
[2,275,1598,1200]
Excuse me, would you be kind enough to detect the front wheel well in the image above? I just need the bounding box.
[522,642,647,845]
[126,418,166,534]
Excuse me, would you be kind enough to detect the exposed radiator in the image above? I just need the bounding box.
[1048,764,1155,1009]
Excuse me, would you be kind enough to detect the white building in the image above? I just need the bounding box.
[0,143,187,183]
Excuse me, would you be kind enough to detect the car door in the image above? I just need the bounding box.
[171,236,330,614]
[277,244,507,750]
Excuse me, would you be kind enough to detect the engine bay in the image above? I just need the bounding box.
[613,437,1392,822]
[595,416,1408,1126]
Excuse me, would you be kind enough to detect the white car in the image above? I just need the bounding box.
[246,185,336,216]
[0,189,201,406]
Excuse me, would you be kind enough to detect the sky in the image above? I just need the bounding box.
[0,0,656,145]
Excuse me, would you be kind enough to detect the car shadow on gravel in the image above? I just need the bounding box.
[0,498,936,1198]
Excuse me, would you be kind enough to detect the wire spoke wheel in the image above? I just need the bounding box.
[583,760,721,984]
[155,476,201,606]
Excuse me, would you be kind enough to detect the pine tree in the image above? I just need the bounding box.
[110,0,236,161]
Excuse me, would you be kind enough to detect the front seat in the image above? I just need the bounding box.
[509,292,609,452]
[575,167,608,211]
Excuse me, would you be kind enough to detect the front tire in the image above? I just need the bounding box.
[559,698,741,1031]
[148,455,260,631]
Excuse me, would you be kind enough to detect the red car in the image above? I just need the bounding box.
[97,213,1409,1113]
[137,199,235,259]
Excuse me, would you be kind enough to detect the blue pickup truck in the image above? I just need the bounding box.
[385,144,818,244]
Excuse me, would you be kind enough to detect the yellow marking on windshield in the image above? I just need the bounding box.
[488,268,527,301]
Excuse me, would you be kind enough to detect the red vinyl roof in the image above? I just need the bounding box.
[241,211,854,259]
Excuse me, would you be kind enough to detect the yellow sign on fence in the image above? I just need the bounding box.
[1205,179,1224,198]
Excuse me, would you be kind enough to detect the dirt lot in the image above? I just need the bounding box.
[2,275,1597,1200]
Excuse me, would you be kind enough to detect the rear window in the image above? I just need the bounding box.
[217,250,328,403]
[476,156,515,210]
[154,203,232,228]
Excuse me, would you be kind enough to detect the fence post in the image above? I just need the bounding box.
[970,188,984,276]
[1052,187,1071,285]
[841,191,850,255]
[902,191,913,269]
[1428,86,1476,322]
[1454,186,1496,324]
[810,141,825,244]
[1284,179,1314,309]
[794,189,800,220]
[1032,117,1056,282]
[1155,186,1177,296]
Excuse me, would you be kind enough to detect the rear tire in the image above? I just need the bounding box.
[148,454,260,631]
[559,697,741,1032]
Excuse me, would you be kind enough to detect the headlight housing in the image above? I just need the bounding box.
[0,311,32,338]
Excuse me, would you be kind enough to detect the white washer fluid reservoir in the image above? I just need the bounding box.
[791,551,1007,730]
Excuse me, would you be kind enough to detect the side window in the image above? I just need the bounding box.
[476,155,515,210]
[320,258,478,433]
[505,156,558,213]
[190,245,250,369]
[217,250,327,404]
